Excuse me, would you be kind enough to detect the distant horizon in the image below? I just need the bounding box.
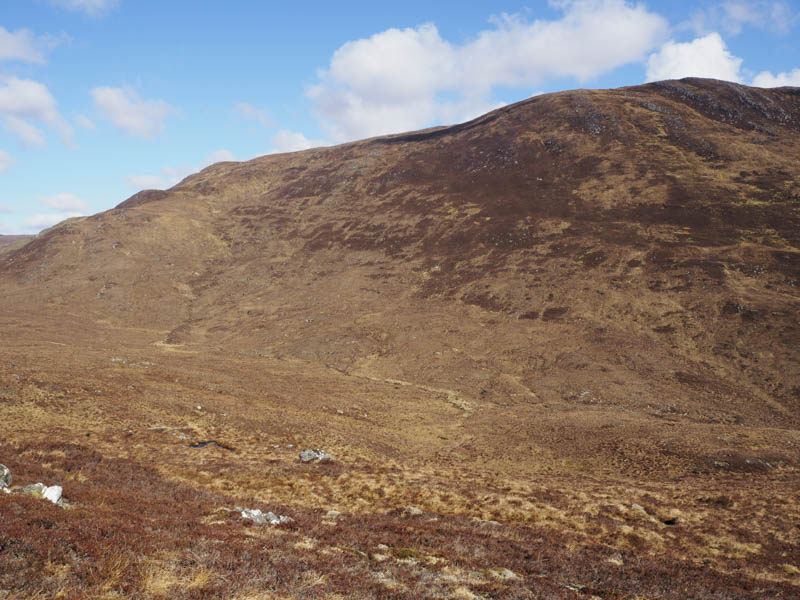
[2,0,799,234]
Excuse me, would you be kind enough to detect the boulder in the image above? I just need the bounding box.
[11,482,64,506]
[16,482,46,497]
[0,464,11,488]
[299,449,333,463]
[42,485,63,505]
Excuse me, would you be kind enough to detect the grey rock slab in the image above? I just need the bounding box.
[299,449,333,463]
[0,464,11,488]
[240,508,294,525]
[15,482,46,497]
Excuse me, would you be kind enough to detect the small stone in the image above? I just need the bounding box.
[325,510,341,519]
[487,567,520,581]
[195,405,203,411]
[299,449,333,463]
[368,552,390,562]
[631,503,646,512]
[404,506,424,516]
[0,464,11,488]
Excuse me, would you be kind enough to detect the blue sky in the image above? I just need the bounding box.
[1,0,799,234]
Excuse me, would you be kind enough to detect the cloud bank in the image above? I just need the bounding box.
[0,26,52,64]
[752,68,800,87]
[0,77,72,146]
[308,0,668,142]
[646,32,743,83]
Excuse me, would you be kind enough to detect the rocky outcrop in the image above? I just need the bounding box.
[14,482,64,506]
[240,508,293,525]
[0,465,64,506]
[0,464,11,489]
[299,449,333,463]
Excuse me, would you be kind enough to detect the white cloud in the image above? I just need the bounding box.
[5,116,46,147]
[308,1,668,141]
[0,201,12,213]
[722,1,796,35]
[36,192,88,212]
[269,130,326,153]
[125,174,165,189]
[201,149,236,166]
[91,86,174,139]
[50,0,119,17]
[20,193,87,231]
[75,114,95,129]
[0,149,15,173]
[125,149,237,191]
[686,1,797,36]
[752,68,800,87]
[0,77,73,146]
[234,102,272,127]
[161,164,196,182]
[0,26,47,63]
[22,213,78,230]
[645,33,743,83]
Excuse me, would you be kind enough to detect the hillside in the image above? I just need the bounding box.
[1,78,799,599]
[0,235,32,255]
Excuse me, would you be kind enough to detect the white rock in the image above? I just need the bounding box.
[240,508,293,525]
[0,463,11,488]
[299,449,333,463]
[488,567,520,580]
[42,485,62,505]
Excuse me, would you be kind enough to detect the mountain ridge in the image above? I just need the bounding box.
[4,78,798,428]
